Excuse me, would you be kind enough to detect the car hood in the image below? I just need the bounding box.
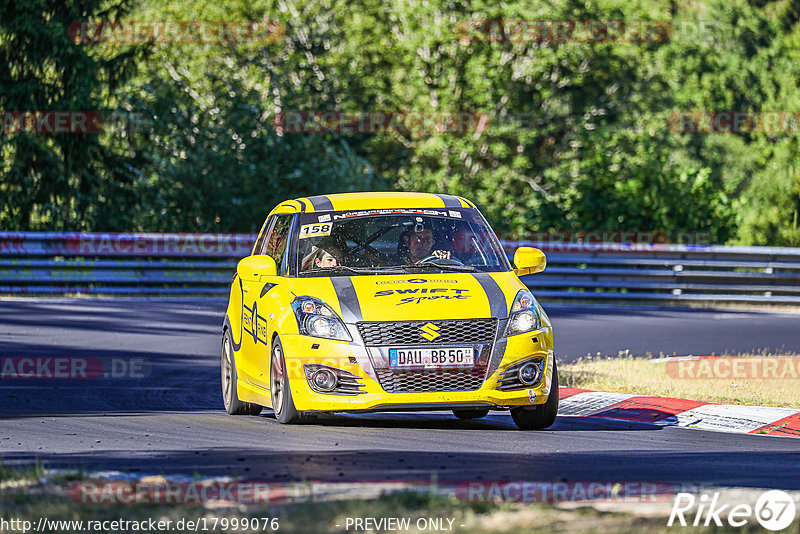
[292,272,525,322]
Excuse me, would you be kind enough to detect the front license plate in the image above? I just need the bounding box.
[389,347,474,368]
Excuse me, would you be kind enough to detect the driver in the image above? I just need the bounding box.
[398,222,451,264]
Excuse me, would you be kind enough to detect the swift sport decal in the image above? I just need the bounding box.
[374,288,469,297]
[374,287,471,306]
[396,294,471,305]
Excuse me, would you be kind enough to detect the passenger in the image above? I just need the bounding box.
[301,244,342,270]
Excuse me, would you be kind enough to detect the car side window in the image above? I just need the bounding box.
[252,217,274,256]
[264,215,292,272]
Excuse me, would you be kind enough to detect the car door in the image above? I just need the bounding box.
[238,214,294,389]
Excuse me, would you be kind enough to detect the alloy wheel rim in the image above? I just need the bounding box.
[272,346,284,414]
[222,337,233,408]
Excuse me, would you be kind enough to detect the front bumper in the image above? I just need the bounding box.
[279,328,555,413]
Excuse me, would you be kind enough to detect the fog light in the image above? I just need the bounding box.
[518,362,540,385]
[312,368,337,391]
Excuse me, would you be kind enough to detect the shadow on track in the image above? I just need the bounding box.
[4,446,799,491]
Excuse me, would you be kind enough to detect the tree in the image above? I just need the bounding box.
[0,0,142,230]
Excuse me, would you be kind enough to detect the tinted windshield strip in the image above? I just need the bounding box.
[435,194,462,208]
[306,195,334,211]
[471,272,507,319]
[330,277,363,322]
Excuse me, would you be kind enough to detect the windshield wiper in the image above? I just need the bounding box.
[300,266,371,276]
[300,265,405,276]
[367,266,407,274]
[401,261,477,272]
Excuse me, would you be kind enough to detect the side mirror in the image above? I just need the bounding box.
[513,247,546,276]
[237,255,278,281]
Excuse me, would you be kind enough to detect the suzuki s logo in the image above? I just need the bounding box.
[420,322,441,341]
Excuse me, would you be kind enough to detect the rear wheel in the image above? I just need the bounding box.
[270,336,311,424]
[221,330,262,416]
[510,359,559,430]
[453,408,490,420]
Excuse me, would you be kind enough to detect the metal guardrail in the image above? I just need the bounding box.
[509,242,800,304]
[0,233,250,295]
[2,232,800,304]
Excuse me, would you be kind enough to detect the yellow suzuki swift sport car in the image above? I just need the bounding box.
[221,192,557,430]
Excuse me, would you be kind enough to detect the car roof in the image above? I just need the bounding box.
[268,192,476,215]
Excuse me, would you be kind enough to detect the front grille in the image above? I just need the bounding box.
[376,368,486,393]
[357,318,497,346]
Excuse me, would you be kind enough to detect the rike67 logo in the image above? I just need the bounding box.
[669,490,797,531]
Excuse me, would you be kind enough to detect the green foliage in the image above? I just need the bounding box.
[121,70,379,231]
[0,0,141,230]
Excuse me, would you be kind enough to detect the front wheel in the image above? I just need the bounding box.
[270,336,311,424]
[221,330,262,416]
[510,359,559,430]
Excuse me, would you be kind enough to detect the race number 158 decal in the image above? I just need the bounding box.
[299,223,332,239]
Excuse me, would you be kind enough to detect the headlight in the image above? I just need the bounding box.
[505,289,541,337]
[292,297,352,341]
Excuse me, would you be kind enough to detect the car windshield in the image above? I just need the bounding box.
[296,208,509,276]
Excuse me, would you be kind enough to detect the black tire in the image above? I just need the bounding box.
[270,336,310,424]
[453,408,490,420]
[510,359,559,430]
[221,330,262,416]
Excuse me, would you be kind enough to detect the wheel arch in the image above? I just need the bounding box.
[222,315,242,351]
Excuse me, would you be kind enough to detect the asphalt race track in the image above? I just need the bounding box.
[1,299,799,490]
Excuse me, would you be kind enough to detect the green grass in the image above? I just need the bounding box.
[561,352,800,408]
